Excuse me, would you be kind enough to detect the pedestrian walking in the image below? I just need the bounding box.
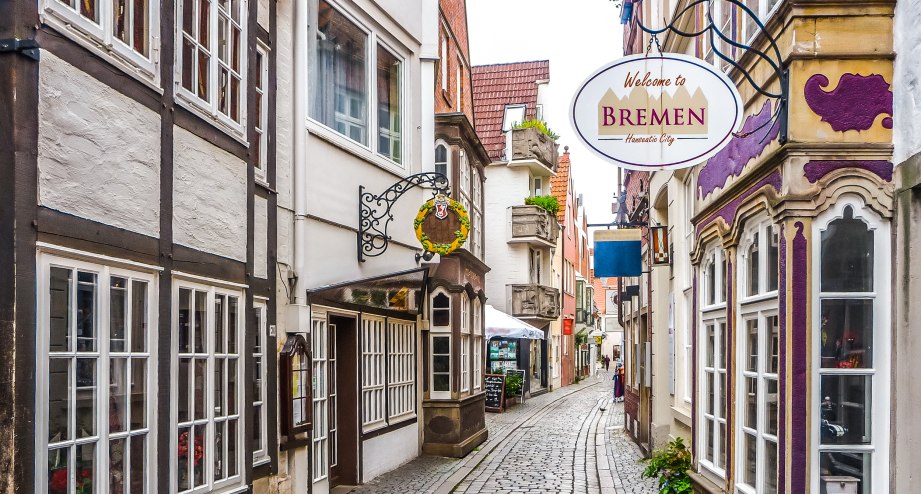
[604,355,611,371]
[613,360,624,402]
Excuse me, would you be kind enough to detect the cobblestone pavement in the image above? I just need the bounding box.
[349,371,657,494]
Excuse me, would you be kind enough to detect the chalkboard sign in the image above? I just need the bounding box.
[484,374,506,412]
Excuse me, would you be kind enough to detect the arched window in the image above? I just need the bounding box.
[813,199,890,494]
[699,246,728,477]
[430,289,452,399]
[435,143,449,177]
[431,291,450,328]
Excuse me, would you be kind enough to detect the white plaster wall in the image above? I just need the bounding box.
[361,423,420,482]
[173,127,247,261]
[893,1,921,164]
[483,165,532,312]
[37,50,161,237]
[257,0,269,31]
[255,195,268,279]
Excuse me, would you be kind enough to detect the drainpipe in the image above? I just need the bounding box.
[292,0,309,305]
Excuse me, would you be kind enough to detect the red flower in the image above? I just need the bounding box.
[49,468,68,493]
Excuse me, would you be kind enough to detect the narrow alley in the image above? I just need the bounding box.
[348,372,657,494]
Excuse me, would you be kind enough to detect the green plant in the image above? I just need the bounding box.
[641,437,693,494]
[504,371,523,398]
[524,195,560,216]
[513,119,560,140]
[574,330,588,346]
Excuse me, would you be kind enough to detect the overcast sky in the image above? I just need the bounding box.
[467,0,626,225]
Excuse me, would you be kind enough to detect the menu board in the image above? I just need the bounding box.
[484,374,506,412]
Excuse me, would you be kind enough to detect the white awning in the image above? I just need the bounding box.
[485,305,546,340]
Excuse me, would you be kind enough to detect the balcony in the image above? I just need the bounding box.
[509,284,561,321]
[508,127,559,174]
[509,205,559,247]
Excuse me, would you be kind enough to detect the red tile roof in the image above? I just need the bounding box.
[471,60,550,162]
[550,148,571,223]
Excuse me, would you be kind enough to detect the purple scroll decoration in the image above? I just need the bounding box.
[698,100,780,199]
[803,160,893,184]
[804,73,893,132]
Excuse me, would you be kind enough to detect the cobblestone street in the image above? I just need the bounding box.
[348,372,657,494]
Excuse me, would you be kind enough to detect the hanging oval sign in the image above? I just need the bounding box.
[570,53,744,171]
[414,195,470,256]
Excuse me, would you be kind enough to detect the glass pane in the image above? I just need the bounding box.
[720,255,727,302]
[764,439,778,494]
[768,226,779,291]
[214,359,225,416]
[194,291,206,353]
[110,438,126,494]
[178,359,190,422]
[228,297,238,354]
[719,372,726,418]
[706,261,715,305]
[743,432,757,487]
[820,299,873,369]
[177,426,192,490]
[48,358,72,442]
[129,435,146,493]
[821,374,871,445]
[50,267,72,352]
[110,277,127,352]
[433,355,449,373]
[746,318,758,372]
[433,373,449,392]
[706,420,714,462]
[766,378,779,436]
[706,325,714,367]
[178,288,191,354]
[820,451,870,494]
[252,404,262,452]
[194,359,206,420]
[228,358,238,415]
[131,359,147,430]
[748,232,760,296]
[110,357,128,433]
[80,0,98,22]
[433,336,449,355]
[706,372,714,415]
[199,0,210,47]
[310,0,368,144]
[76,271,97,352]
[182,37,195,92]
[193,424,205,487]
[717,422,726,469]
[197,49,210,101]
[228,418,238,477]
[48,446,70,493]
[77,442,96,493]
[76,358,96,438]
[718,322,726,369]
[821,207,874,292]
[214,420,225,480]
[131,281,147,353]
[377,45,402,164]
[768,315,780,374]
[132,0,149,56]
[214,294,224,353]
[744,376,757,429]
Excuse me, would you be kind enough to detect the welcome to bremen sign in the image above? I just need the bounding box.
[570,53,744,171]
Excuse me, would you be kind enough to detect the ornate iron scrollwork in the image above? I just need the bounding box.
[636,0,788,144]
[358,172,450,262]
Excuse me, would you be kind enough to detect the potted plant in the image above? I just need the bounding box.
[524,195,560,216]
[641,437,693,494]
[504,371,523,406]
[513,119,560,140]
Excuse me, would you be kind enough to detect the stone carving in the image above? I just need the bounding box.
[510,205,560,244]
[803,160,893,183]
[510,127,559,172]
[510,284,561,320]
[804,73,893,132]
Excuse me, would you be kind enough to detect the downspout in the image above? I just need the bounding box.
[292,0,309,304]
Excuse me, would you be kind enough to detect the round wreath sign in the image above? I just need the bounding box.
[414,195,470,256]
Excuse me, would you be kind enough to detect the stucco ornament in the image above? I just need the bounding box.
[804,73,893,131]
[414,195,470,256]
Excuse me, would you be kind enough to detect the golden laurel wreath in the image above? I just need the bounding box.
[413,196,470,256]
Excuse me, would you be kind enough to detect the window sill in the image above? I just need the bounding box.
[306,119,407,177]
[174,91,248,147]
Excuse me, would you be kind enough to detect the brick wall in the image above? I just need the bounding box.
[436,0,474,122]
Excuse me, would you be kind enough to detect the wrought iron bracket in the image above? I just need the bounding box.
[0,38,40,61]
[358,172,450,262]
[636,0,788,144]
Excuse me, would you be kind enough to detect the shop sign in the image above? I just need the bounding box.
[594,335,603,345]
[594,229,642,277]
[414,194,470,256]
[571,53,744,170]
[650,225,671,266]
[563,318,574,336]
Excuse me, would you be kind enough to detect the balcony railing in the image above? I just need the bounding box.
[510,127,559,172]
[509,284,561,320]
[509,205,559,246]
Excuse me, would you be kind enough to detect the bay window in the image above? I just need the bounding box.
[473,298,483,391]
[310,0,405,166]
[813,200,890,494]
[177,0,248,132]
[430,290,452,400]
[174,280,244,493]
[252,301,269,465]
[37,253,156,494]
[699,247,728,477]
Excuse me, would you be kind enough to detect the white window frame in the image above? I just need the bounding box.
[307,0,408,171]
[172,277,245,494]
[311,314,329,482]
[40,0,160,86]
[361,315,386,432]
[698,247,728,479]
[174,0,249,138]
[387,319,416,421]
[502,104,526,132]
[810,197,890,494]
[533,176,543,197]
[684,292,693,403]
[252,299,269,466]
[473,298,483,391]
[430,333,452,400]
[434,139,451,179]
[254,42,269,182]
[461,335,470,394]
[35,251,159,494]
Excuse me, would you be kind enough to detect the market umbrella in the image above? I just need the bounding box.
[484,305,546,340]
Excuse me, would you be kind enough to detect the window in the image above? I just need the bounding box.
[530,249,542,285]
[361,316,386,430]
[38,254,156,494]
[736,314,779,494]
[387,320,415,419]
[473,168,482,207]
[435,143,449,178]
[42,0,158,80]
[535,104,544,121]
[474,211,483,259]
[459,149,470,195]
[177,0,248,132]
[699,247,728,477]
[175,281,244,493]
[473,298,483,391]
[533,177,543,197]
[461,336,470,393]
[310,0,404,165]
[743,221,779,299]
[254,44,269,180]
[431,291,451,328]
[252,301,269,465]
[813,201,890,494]
[311,316,328,481]
[502,104,526,132]
[430,335,451,399]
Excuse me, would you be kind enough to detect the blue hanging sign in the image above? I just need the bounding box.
[594,229,643,277]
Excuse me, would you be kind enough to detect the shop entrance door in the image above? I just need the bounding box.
[328,315,358,487]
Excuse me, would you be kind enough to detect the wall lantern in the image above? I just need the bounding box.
[279,334,311,448]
